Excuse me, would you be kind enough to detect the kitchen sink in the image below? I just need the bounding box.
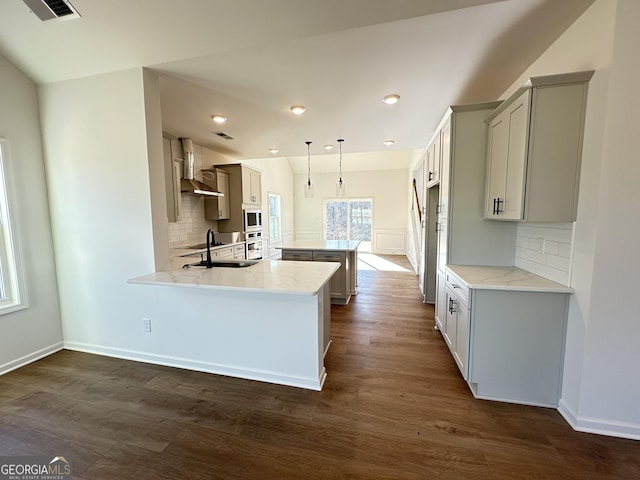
[183,260,258,269]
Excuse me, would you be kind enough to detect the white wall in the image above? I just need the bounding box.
[0,54,63,373]
[576,0,640,438]
[499,0,640,439]
[293,169,409,254]
[40,68,160,354]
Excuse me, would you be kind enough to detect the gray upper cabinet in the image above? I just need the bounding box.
[484,71,594,222]
[216,164,262,233]
[242,166,262,205]
[204,169,230,220]
[163,136,181,223]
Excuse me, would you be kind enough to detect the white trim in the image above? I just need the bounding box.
[0,342,63,376]
[63,341,325,391]
[294,230,323,241]
[0,139,28,314]
[373,228,405,255]
[558,399,640,441]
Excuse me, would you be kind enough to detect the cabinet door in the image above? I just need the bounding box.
[427,135,441,187]
[485,89,530,220]
[454,302,469,380]
[312,251,347,298]
[443,288,456,349]
[438,118,451,218]
[436,217,448,274]
[485,113,509,218]
[435,271,446,331]
[217,170,230,219]
[204,170,230,220]
[250,170,262,204]
[163,137,180,222]
[502,90,530,220]
[242,167,262,204]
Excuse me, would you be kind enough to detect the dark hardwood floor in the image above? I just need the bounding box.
[1,255,638,479]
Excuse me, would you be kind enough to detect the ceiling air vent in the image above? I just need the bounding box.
[23,0,81,22]
[215,132,235,140]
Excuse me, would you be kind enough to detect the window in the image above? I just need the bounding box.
[324,198,373,252]
[268,193,282,242]
[0,139,26,314]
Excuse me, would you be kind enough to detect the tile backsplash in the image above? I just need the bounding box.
[515,222,574,286]
[168,142,218,248]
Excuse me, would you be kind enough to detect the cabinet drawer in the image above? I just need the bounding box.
[312,251,346,263]
[217,246,234,259]
[233,244,245,254]
[282,250,313,261]
[446,270,469,307]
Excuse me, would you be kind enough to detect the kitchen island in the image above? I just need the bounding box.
[278,240,360,305]
[128,259,339,390]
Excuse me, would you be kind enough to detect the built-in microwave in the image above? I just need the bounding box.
[244,209,262,232]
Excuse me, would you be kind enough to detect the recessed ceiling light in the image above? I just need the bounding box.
[269,148,279,154]
[290,105,306,115]
[384,139,395,146]
[211,115,227,124]
[324,144,334,151]
[382,94,400,105]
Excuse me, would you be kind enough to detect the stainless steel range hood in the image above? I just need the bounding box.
[180,138,223,197]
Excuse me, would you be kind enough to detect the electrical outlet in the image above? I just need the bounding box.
[142,317,152,333]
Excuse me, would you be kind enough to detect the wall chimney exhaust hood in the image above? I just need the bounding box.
[180,138,223,197]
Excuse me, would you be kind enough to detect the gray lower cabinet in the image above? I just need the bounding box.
[444,275,470,379]
[468,289,568,407]
[281,249,350,305]
[312,251,347,302]
[445,268,569,407]
[435,271,446,331]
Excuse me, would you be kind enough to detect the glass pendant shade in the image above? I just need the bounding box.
[336,138,346,197]
[304,141,314,198]
[305,180,315,198]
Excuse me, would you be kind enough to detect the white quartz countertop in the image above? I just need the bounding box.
[128,259,339,296]
[446,265,574,293]
[276,240,361,251]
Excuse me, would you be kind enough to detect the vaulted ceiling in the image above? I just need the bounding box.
[0,0,594,163]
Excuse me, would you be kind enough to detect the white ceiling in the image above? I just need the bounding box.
[0,0,594,163]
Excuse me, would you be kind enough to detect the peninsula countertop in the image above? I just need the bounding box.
[276,240,361,251]
[128,259,339,296]
[446,265,574,293]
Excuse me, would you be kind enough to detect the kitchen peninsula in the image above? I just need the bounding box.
[128,259,339,390]
[278,240,360,305]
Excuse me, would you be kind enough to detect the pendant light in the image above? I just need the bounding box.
[336,138,346,197]
[304,141,314,198]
